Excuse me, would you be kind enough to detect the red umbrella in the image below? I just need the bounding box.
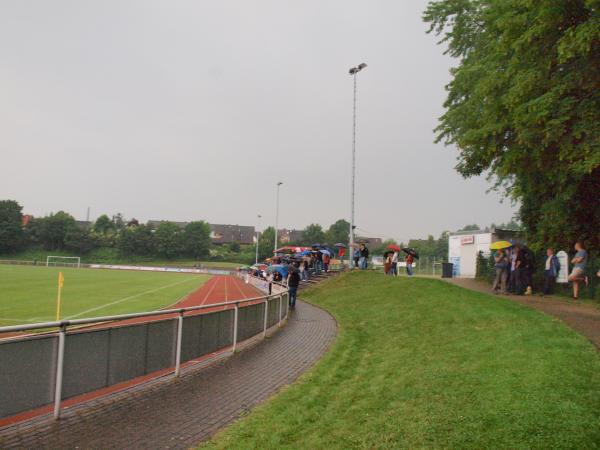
[387,244,401,252]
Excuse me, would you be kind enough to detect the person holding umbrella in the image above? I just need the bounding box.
[402,248,418,276]
[388,244,401,276]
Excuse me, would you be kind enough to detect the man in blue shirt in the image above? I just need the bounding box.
[542,248,560,296]
[568,241,588,300]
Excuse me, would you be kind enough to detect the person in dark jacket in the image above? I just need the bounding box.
[542,248,560,296]
[359,244,369,270]
[287,267,301,309]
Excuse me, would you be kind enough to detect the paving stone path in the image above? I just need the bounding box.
[0,300,337,449]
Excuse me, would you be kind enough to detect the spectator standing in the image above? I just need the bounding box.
[514,245,526,294]
[383,252,392,275]
[405,253,414,276]
[287,267,301,309]
[391,251,399,276]
[542,248,560,296]
[568,241,589,300]
[359,244,369,270]
[492,249,509,294]
[353,247,360,269]
[323,252,331,273]
[521,245,536,295]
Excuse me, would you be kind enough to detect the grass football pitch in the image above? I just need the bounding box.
[0,265,210,326]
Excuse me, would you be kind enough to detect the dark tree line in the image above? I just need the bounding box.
[0,200,212,260]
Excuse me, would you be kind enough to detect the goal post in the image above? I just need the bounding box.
[46,256,81,269]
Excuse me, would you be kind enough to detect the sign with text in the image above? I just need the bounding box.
[460,235,474,245]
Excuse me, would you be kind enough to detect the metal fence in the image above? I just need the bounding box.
[0,290,288,421]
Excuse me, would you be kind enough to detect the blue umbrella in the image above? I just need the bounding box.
[319,249,331,256]
[299,250,311,256]
[267,264,289,278]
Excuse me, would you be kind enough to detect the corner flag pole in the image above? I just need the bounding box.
[56,272,64,321]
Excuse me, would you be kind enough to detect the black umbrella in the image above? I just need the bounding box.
[402,247,419,259]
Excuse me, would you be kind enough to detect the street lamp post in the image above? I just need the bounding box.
[348,63,367,264]
[255,214,261,265]
[274,182,283,253]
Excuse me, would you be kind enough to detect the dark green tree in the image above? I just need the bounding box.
[424,0,600,251]
[459,224,480,232]
[30,211,77,250]
[257,226,276,260]
[118,224,155,256]
[154,222,185,259]
[183,221,211,259]
[93,214,116,235]
[302,223,326,245]
[325,219,350,245]
[0,200,25,253]
[64,227,99,254]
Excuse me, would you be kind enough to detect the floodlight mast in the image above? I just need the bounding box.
[348,63,367,262]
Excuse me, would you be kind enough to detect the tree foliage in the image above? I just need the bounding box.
[154,222,185,259]
[0,200,25,253]
[325,219,350,246]
[118,224,155,256]
[93,214,116,235]
[30,211,77,250]
[302,223,326,245]
[257,226,276,260]
[424,0,600,251]
[183,221,211,259]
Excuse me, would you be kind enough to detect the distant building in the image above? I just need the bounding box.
[147,220,256,245]
[210,224,255,245]
[278,229,304,244]
[448,227,522,278]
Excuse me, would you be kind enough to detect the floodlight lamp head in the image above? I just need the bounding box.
[277,181,283,186]
[358,63,367,70]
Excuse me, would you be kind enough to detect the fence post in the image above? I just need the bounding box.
[53,324,66,420]
[232,303,239,352]
[263,299,269,338]
[278,295,283,327]
[174,311,184,377]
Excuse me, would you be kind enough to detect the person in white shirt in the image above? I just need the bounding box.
[391,252,398,276]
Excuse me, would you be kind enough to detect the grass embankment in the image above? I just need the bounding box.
[0,265,209,325]
[203,272,600,449]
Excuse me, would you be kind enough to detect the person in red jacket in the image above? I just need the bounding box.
[405,253,414,276]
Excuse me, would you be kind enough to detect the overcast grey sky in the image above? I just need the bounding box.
[0,0,515,242]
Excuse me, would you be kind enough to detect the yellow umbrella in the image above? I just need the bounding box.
[490,240,512,250]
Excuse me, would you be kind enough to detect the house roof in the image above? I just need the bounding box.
[210,224,255,244]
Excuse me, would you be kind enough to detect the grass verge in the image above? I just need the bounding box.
[202,271,600,449]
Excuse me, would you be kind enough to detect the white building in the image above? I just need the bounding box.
[448,228,521,278]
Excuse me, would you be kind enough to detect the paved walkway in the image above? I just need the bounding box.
[448,278,600,351]
[0,300,337,449]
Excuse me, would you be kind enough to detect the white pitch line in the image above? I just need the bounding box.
[0,317,40,323]
[66,277,198,319]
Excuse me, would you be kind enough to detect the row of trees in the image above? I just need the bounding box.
[0,200,212,260]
